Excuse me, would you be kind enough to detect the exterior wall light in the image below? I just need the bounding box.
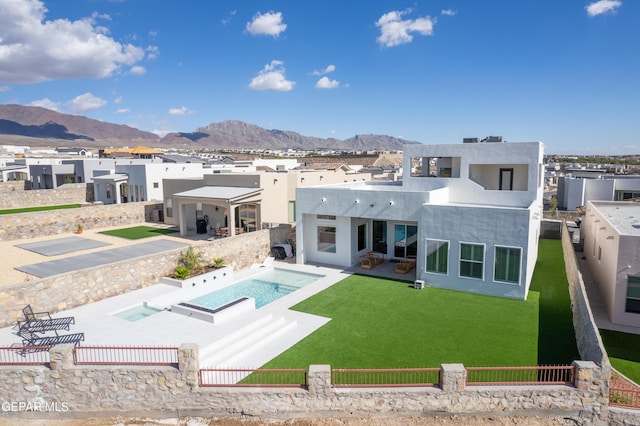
[355,199,360,204]
[389,201,394,205]
[370,203,375,208]
[321,197,326,202]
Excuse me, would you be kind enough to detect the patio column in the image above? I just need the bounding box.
[179,201,188,237]
[228,203,236,237]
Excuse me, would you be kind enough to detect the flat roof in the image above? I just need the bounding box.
[592,201,640,236]
[174,186,262,200]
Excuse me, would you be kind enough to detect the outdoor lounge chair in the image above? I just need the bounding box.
[16,327,84,348]
[250,256,275,270]
[394,258,416,274]
[17,305,75,335]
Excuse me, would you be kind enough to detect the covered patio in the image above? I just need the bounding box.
[173,186,263,237]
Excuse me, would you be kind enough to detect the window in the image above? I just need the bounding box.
[426,239,448,274]
[626,276,640,314]
[494,246,521,284]
[317,226,336,253]
[460,243,484,279]
[357,223,367,252]
[166,198,173,218]
[318,214,336,220]
[196,203,203,219]
[106,184,112,199]
[153,182,159,188]
[288,201,296,223]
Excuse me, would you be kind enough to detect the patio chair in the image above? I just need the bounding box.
[360,251,384,269]
[17,305,75,335]
[250,256,275,270]
[394,258,416,274]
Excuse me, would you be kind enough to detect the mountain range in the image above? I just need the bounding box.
[0,104,419,151]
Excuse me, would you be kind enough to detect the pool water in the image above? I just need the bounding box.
[114,304,162,322]
[189,268,324,309]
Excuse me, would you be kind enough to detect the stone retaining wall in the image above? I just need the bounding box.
[0,226,291,327]
[0,345,609,423]
[0,182,93,210]
[561,223,611,369]
[0,201,162,241]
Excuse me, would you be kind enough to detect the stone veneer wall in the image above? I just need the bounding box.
[0,201,162,241]
[0,226,290,327]
[561,223,611,369]
[0,346,609,422]
[0,182,94,210]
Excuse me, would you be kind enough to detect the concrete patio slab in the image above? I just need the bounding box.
[15,239,188,278]
[16,236,111,256]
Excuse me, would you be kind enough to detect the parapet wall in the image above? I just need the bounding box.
[0,201,162,241]
[0,182,93,210]
[0,226,290,327]
[0,345,609,422]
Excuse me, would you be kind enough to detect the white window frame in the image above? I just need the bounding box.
[458,242,485,280]
[425,238,449,275]
[493,245,522,285]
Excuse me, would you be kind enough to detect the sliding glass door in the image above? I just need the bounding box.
[394,224,417,258]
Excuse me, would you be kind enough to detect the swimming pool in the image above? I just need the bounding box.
[188,268,324,309]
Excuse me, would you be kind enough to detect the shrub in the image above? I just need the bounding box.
[211,258,225,268]
[174,267,190,280]
[177,246,204,274]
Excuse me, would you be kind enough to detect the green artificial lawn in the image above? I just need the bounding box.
[599,329,640,384]
[99,225,177,240]
[262,238,578,369]
[529,239,580,365]
[0,204,81,215]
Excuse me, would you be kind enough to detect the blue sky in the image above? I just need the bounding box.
[0,0,638,155]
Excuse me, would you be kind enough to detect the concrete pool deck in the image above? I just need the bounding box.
[0,262,350,368]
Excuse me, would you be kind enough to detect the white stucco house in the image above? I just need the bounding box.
[295,141,545,300]
[557,175,640,211]
[94,162,203,205]
[581,201,640,328]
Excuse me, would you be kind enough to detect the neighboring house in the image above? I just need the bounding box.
[295,141,545,300]
[162,166,372,237]
[557,175,640,211]
[581,201,640,328]
[55,147,89,156]
[94,162,203,205]
[101,146,164,159]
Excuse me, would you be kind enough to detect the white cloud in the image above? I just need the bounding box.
[0,0,145,84]
[249,60,295,91]
[115,108,130,114]
[129,66,146,75]
[585,0,622,16]
[168,106,194,116]
[312,64,336,76]
[441,9,457,16]
[246,11,287,37]
[0,85,10,92]
[114,96,123,104]
[29,98,60,111]
[375,10,436,47]
[315,76,340,89]
[145,45,159,60]
[65,93,107,114]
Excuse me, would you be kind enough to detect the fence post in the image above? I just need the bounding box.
[49,344,75,371]
[308,364,332,396]
[178,343,199,388]
[440,364,466,392]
